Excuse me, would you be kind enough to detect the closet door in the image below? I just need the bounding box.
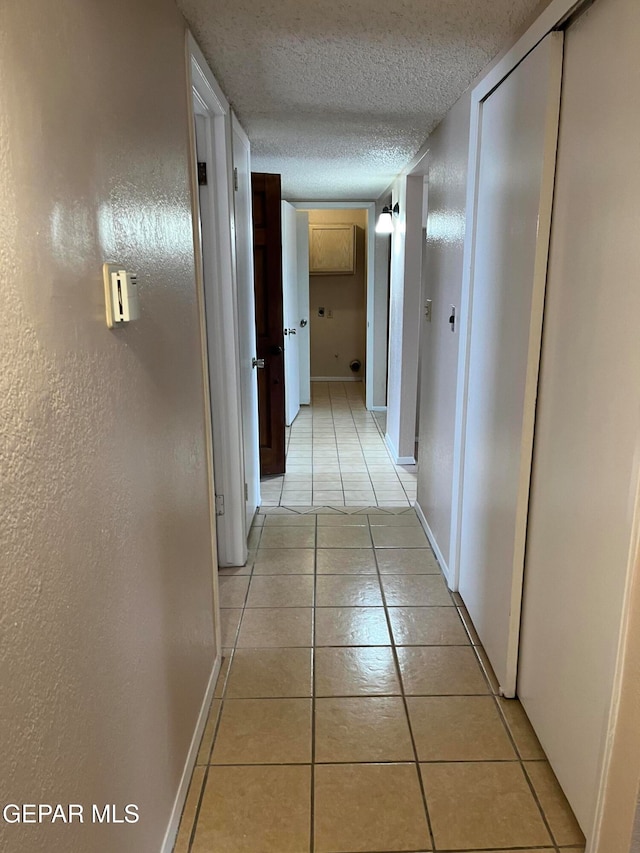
[457,32,563,697]
[518,0,640,833]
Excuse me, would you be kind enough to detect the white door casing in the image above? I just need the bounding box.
[456,32,563,697]
[282,201,301,426]
[189,39,247,568]
[231,114,260,531]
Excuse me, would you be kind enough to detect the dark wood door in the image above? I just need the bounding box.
[251,172,286,475]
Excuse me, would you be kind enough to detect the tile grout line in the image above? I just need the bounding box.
[367,514,438,853]
[309,513,318,853]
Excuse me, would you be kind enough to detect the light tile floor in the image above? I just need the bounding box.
[175,510,586,853]
[260,382,417,507]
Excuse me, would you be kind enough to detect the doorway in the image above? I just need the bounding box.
[306,209,368,391]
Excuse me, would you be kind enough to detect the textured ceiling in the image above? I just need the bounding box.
[177,0,543,200]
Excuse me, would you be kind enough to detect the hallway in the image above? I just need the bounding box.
[260,382,417,508]
[175,509,585,852]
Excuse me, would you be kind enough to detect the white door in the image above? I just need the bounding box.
[457,32,563,697]
[282,201,300,426]
[231,115,260,532]
[296,211,311,405]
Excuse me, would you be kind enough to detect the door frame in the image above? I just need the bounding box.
[290,201,376,410]
[449,0,587,593]
[187,33,247,568]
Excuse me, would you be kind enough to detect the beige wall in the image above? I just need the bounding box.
[0,2,216,851]
[308,209,367,379]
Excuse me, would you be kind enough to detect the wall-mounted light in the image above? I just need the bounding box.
[375,202,400,234]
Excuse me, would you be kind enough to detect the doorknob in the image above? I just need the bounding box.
[300,319,308,327]
[252,357,265,369]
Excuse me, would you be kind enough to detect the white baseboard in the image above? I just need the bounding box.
[369,405,387,412]
[311,376,363,382]
[161,654,221,853]
[384,432,416,465]
[414,501,452,588]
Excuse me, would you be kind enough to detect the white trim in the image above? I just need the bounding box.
[370,405,387,412]
[383,431,415,466]
[161,656,221,853]
[187,33,247,568]
[311,376,362,382]
[290,201,377,411]
[415,501,451,587]
[449,0,581,592]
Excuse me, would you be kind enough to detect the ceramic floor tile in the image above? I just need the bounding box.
[259,527,316,548]
[382,574,453,606]
[264,514,315,526]
[315,697,414,762]
[219,609,243,647]
[408,696,516,761]
[317,527,372,548]
[315,646,400,696]
[315,607,391,646]
[236,607,313,647]
[252,548,315,575]
[498,696,546,759]
[316,544,376,575]
[314,763,431,853]
[367,513,421,526]
[388,606,469,645]
[375,550,440,575]
[525,761,585,846]
[421,762,551,850]
[316,515,368,526]
[313,491,345,503]
[211,698,312,764]
[192,765,311,853]
[397,646,489,694]
[225,647,313,698]
[316,575,383,606]
[246,575,315,608]
[372,526,429,548]
[218,576,250,608]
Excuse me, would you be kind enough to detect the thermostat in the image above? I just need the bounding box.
[103,263,140,328]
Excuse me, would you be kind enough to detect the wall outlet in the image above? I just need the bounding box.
[327,308,333,319]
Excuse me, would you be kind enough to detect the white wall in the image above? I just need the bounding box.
[415,90,471,571]
[385,174,424,462]
[0,2,217,850]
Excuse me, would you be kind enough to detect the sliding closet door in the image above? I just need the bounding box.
[518,0,640,833]
[457,32,563,697]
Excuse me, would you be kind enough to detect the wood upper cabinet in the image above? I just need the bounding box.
[309,223,355,275]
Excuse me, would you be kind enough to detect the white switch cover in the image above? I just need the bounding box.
[103,263,140,328]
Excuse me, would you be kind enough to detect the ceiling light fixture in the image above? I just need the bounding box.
[375,202,400,234]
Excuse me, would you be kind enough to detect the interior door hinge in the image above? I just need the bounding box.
[198,161,208,186]
[215,494,225,516]
[234,167,239,191]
